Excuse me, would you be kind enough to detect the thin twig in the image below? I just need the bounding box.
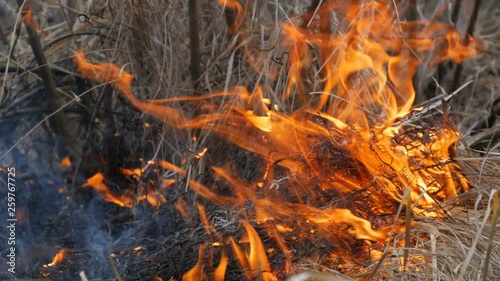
[403,186,412,266]
[452,0,482,90]
[0,85,91,161]
[16,0,73,155]
[0,64,67,74]
[457,190,496,281]
[108,254,123,281]
[189,0,201,92]
[438,0,462,87]
[482,191,499,281]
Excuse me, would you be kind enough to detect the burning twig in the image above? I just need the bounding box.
[16,0,73,156]
[108,254,124,281]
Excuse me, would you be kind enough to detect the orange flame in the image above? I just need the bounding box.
[229,223,276,281]
[82,173,134,208]
[121,167,166,207]
[213,250,229,281]
[182,246,229,281]
[182,245,207,281]
[43,248,73,268]
[75,0,477,277]
[182,223,273,281]
[217,0,244,35]
[73,51,186,127]
[81,164,170,208]
[61,156,72,168]
[24,9,40,31]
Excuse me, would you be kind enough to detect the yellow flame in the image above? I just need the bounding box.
[43,248,73,268]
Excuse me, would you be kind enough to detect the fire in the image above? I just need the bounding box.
[43,248,73,268]
[81,163,168,208]
[182,244,207,281]
[82,173,134,208]
[74,0,477,278]
[24,9,36,28]
[182,223,274,281]
[229,222,276,281]
[73,50,186,128]
[23,9,40,32]
[217,0,243,35]
[61,156,72,168]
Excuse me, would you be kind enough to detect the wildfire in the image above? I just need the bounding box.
[74,0,477,279]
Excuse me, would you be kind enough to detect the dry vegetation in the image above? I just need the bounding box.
[0,0,499,280]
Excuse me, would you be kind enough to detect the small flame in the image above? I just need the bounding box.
[43,248,73,268]
[161,179,176,189]
[182,223,273,281]
[82,173,133,208]
[182,245,207,281]
[74,51,186,128]
[120,167,166,207]
[81,164,170,208]
[229,222,277,281]
[195,148,208,159]
[61,156,72,168]
[23,8,42,36]
[217,0,244,35]
[214,251,229,281]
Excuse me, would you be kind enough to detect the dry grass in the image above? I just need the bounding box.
[0,0,499,280]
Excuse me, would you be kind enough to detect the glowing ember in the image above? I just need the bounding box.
[43,248,73,268]
[74,0,478,278]
[23,8,42,35]
[60,156,72,168]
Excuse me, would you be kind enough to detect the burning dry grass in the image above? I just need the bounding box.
[0,0,499,280]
